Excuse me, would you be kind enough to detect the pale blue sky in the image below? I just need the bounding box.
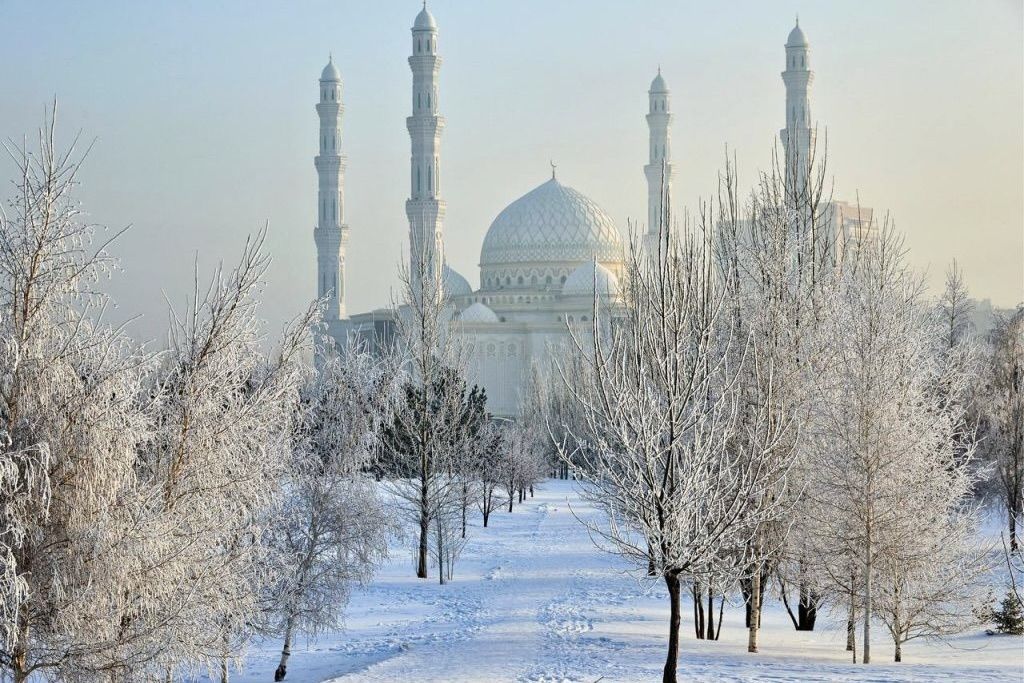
[2,0,1021,342]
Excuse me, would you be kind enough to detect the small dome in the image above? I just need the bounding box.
[413,6,437,31]
[650,70,668,93]
[320,58,341,82]
[562,261,619,297]
[786,23,808,48]
[443,263,472,299]
[459,302,499,324]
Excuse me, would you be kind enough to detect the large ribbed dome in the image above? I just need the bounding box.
[480,178,623,267]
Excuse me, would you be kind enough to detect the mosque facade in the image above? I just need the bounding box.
[316,8,869,418]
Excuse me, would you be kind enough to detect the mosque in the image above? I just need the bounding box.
[313,7,871,417]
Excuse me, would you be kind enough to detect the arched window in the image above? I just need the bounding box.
[517,275,523,285]
[416,167,421,194]
[427,165,432,192]
[545,275,552,285]
[417,39,421,52]
[505,276,511,286]
[427,93,431,109]
[560,275,567,284]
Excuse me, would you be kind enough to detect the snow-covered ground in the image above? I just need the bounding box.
[231,480,1024,682]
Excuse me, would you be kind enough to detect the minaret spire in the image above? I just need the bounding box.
[407,3,445,299]
[644,67,673,254]
[781,18,814,201]
[314,56,348,320]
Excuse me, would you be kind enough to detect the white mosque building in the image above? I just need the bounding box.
[315,8,870,418]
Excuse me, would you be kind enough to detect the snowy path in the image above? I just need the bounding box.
[231,480,1024,682]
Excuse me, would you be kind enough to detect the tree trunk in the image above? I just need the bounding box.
[847,583,856,660]
[461,495,467,539]
[748,570,761,653]
[417,477,429,579]
[508,487,514,512]
[692,583,705,639]
[1011,507,1019,552]
[715,593,725,641]
[742,577,754,628]
[220,628,230,683]
[274,616,295,681]
[863,550,872,664]
[706,585,715,640]
[436,514,446,585]
[779,576,800,630]
[797,583,818,631]
[894,640,902,663]
[12,617,28,683]
[663,572,682,683]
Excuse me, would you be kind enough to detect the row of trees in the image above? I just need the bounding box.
[550,147,1021,681]
[0,112,423,683]
[380,238,554,588]
[0,112,558,682]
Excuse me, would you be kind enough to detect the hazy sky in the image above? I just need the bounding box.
[2,0,1021,343]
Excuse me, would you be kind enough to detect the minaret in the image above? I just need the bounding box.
[781,18,814,199]
[644,68,673,253]
[314,56,349,320]
[406,3,446,299]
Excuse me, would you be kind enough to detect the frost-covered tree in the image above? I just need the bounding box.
[141,230,313,682]
[473,420,507,528]
[0,110,154,682]
[384,362,484,584]
[382,243,487,582]
[497,422,530,513]
[712,142,848,643]
[938,260,975,351]
[983,307,1024,550]
[264,339,397,681]
[0,111,311,682]
[874,511,987,661]
[805,227,983,664]
[712,148,844,649]
[559,210,794,683]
